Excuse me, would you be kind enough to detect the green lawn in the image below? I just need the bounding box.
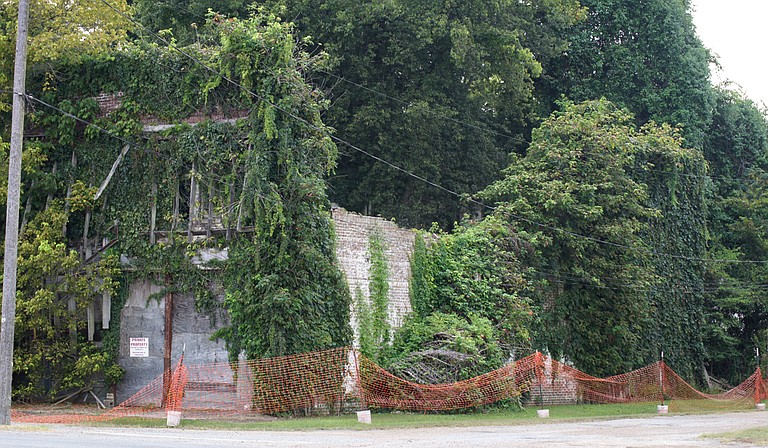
[706,426,768,445]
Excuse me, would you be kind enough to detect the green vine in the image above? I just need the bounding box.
[367,228,391,362]
[354,285,375,359]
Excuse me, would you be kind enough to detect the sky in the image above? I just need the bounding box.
[690,0,768,108]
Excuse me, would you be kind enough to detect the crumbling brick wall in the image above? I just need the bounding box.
[332,206,417,339]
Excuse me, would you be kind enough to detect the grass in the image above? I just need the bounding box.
[96,402,670,431]
[706,426,768,445]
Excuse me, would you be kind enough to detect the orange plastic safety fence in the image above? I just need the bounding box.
[169,347,353,416]
[357,352,540,410]
[11,357,188,424]
[10,348,767,423]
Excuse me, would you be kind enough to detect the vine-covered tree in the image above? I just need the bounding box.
[632,118,709,382]
[14,9,351,379]
[207,15,352,359]
[409,216,534,352]
[481,99,664,376]
[702,88,768,383]
[7,206,121,400]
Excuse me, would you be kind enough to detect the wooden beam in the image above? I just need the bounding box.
[150,179,157,245]
[94,145,129,202]
[162,275,174,407]
[102,290,111,330]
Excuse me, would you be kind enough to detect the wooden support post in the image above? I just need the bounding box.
[162,275,174,406]
[45,162,56,211]
[68,297,77,350]
[62,151,77,236]
[87,302,95,342]
[171,181,180,234]
[83,208,92,259]
[102,289,111,330]
[206,186,213,239]
[150,179,157,245]
[188,163,198,243]
[226,177,235,241]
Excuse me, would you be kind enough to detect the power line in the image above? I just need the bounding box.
[317,76,767,185]
[33,86,768,267]
[25,94,140,149]
[529,266,768,295]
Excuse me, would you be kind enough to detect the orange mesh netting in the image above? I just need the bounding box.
[10,348,767,423]
[10,358,189,424]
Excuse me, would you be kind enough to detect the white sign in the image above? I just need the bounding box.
[129,337,149,357]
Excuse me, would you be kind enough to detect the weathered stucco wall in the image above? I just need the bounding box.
[116,207,417,401]
[116,279,229,402]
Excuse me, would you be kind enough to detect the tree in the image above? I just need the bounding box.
[206,14,352,359]
[540,0,714,149]
[0,0,131,134]
[409,216,534,353]
[271,0,585,228]
[131,0,249,45]
[480,99,661,376]
[701,88,768,383]
[632,119,709,382]
[6,205,120,400]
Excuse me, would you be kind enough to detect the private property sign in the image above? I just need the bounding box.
[129,337,149,357]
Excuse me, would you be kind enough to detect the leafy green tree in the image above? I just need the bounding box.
[272,0,585,228]
[540,0,714,149]
[632,121,709,382]
[480,99,661,376]
[208,14,351,359]
[704,173,768,383]
[410,216,534,353]
[701,88,768,383]
[131,0,250,45]
[4,206,120,400]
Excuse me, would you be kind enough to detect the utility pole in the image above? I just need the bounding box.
[0,0,30,425]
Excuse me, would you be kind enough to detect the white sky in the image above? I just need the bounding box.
[690,0,768,108]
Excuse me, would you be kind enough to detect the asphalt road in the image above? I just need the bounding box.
[2,411,767,447]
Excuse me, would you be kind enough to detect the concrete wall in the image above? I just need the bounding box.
[116,207,417,401]
[116,279,229,402]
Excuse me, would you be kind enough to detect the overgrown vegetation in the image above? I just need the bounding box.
[1,0,767,403]
[355,229,391,362]
[3,9,351,399]
[11,206,121,400]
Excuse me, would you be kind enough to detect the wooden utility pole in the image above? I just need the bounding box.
[0,0,31,425]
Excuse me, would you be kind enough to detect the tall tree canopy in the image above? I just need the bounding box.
[540,0,714,149]
[701,88,768,383]
[272,0,585,228]
[131,0,250,44]
[480,99,707,376]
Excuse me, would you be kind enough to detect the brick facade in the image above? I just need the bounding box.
[332,206,417,341]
